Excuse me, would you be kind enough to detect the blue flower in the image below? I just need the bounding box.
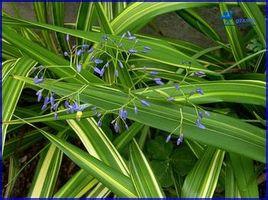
[193,71,206,77]
[174,83,180,90]
[82,44,89,49]
[64,51,68,56]
[196,88,204,95]
[128,49,138,54]
[198,111,203,119]
[52,102,59,111]
[114,69,119,77]
[94,67,105,77]
[150,71,158,76]
[167,96,175,102]
[33,75,44,84]
[50,94,55,106]
[66,34,69,42]
[141,99,150,107]
[113,121,120,133]
[119,108,128,120]
[76,49,83,56]
[166,134,171,143]
[54,112,58,120]
[88,47,94,53]
[134,106,138,114]
[118,60,124,68]
[196,118,206,129]
[36,90,43,102]
[142,46,151,53]
[154,78,164,85]
[97,119,102,127]
[94,58,103,64]
[41,96,50,110]
[77,64,82,73]
[176,134,184,146]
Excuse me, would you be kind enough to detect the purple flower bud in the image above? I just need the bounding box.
[97,119,102,127]
[141,100,150,107]
[33,75,44,84]
[150,71,158,76]
[52,102,59,111]
[174,83,180,90]
[176,134,184,146]
[114,69,119,77]
[64,51,68,56]
[154,78,164,85]
[198,111,203,119]
[128,49,138,54]
[119,108,128,120]
[77,64,82,73]
[196,88,204,95]
[114,121,120,133]
[166,135,171,143]
[50,94,55,106]
[82,44,89,49]
[94,58,103,64]
[54,112,58,120]
[94,67,105,76]
[193,71,206,77]
[72,102,80,111]
[76,49,83,56]
[36,90,43,102]
[196,118,206,129]
[134,106,138,114]
[41,96,50,110]
[88,46,94,53]
[66,34,69,42]
[118,60,124,68]
[167,97,175,102]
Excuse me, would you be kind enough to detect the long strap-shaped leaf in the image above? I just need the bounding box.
[182,147,225,197]
[129,140,164,197]
[2,57,37,152]
[229,153,259,197]
[14,76,265,162]
[225,156,241,197]
[28,128,69,197]
[38,129,137,197]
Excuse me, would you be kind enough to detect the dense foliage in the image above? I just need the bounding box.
[2,2,265,198]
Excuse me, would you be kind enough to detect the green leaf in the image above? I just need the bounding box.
[182,147,225,197]
[229,153,259,197]
[225,156,240,197]
[28,128,68,197]
[14,76,265,162]
[146,136,173,160]
[2,57,37,152]
[150,160,173,188]
[129,140,164,197]
[38,128,137,197]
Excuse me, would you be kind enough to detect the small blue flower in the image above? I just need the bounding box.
[54,112,58,120]
[94,67,105,77]
[114,69,119,77]
[128,49,138,54]
[154,78,164,85]
[167,96,175,102]
[193,71,206,77]
[114,121,120,133]
[82,44,89,49]
[88,47,94,53]
[174,83,180,90]
[52,102,59,111]
[198,111,203,119]
[166,134,171,143]
[41,96,50,110]
[76,49,83,56]
[142,46,151,53]
[134,106,138,114]
[97,119,102,127]
[33,75,44,84]
[36,90,43,102]
[119,108,128,120]
[94,58,103,64]
[66,34,69,42]
[50,94,55,106]
[176,134,184,146]
[118,60,124,68]
[141,99,150,107]
[64,51,68,56]
[77,64,82,73]
[196,118,206,129]
[196,88,204,95]
[150,71,158,76]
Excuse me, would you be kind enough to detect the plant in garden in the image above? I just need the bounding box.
[2,2,266,198]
